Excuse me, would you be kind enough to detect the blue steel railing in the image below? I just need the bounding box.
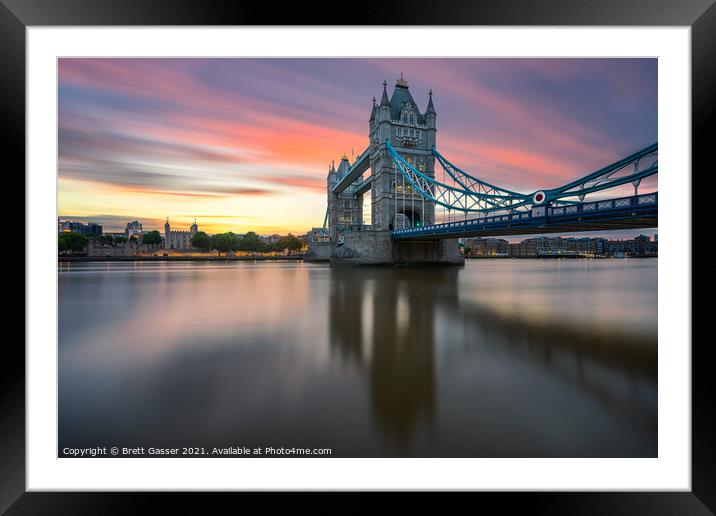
[391,192,657,237]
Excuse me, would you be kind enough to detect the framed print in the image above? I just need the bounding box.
[3,0,709,512]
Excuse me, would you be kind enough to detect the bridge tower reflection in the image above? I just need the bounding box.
[328,265,656,455]
[329,267,460,446]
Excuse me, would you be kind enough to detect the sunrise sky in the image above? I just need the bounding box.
[58,58,657,236]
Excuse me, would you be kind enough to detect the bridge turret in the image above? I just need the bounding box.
[379,80,390,107]
[336,154,350,176]
[377,81,391,126]
[327,161,336,186]
[425,89,435,116]
[425,89,437,149]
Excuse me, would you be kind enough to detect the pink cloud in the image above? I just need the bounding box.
[58,58,656,234]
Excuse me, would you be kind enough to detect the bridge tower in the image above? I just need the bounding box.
[369,74,437,231]
[327,156,365,242]
[308,74,462,265]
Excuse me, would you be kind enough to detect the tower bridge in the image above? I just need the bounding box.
[307,75,658,266]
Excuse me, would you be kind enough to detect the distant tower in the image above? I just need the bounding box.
[164,218,171,250]
[190,218,198,234]
[368,74,436,230]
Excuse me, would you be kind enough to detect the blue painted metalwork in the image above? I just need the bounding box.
[324,136,658,239]
[352,175,372,197]
[332,146,371,194]
[391,192,657,239]
[540,143,657,203]
[387,142,531,213]
[432,145,526,198]
[386,141,658,215]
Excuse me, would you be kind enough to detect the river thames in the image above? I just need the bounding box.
[58,259,657,457]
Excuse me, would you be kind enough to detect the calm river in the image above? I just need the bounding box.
[59,259,657,457]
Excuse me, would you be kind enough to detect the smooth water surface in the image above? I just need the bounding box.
[59,259,657,457]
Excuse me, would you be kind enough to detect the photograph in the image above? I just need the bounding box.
[57,57,659,459]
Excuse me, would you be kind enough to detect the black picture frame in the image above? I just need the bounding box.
[3,0,707,512]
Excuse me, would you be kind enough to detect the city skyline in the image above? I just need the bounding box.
[56,215,658,246]
[59,58,657,235]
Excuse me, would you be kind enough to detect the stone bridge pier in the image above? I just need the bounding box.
[329,231,463,266]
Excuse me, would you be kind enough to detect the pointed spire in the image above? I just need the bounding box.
[369,96,377,121]
[380,80,390,106]
[426,89,436,114]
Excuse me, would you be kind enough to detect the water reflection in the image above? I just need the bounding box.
[328,264,656,456]
[331,268,448,444]
[59,260,656,457]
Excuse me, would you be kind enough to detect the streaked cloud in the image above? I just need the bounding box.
[58,58,657,234]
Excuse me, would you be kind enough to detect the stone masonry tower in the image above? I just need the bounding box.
[368,74,437,231]
[326,157,365,243]
[311,75,461,265]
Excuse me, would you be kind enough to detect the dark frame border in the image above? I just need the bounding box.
[3,1,708,512]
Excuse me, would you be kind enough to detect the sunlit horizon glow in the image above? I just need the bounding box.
[58,58,657,236]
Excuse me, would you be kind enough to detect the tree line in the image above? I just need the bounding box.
[58,230,303,255]
[190,231,303,256]
[58,232,89,253]
[57,231,157,252]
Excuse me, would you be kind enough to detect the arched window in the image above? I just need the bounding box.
[410,114,415,124]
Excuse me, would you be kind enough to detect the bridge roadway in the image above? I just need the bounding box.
[391,192,657,239]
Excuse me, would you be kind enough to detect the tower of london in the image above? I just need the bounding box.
[164,218,199,250]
